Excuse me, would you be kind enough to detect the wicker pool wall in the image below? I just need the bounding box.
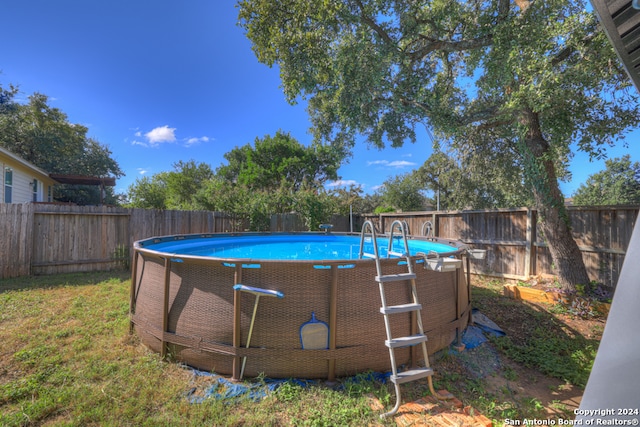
[130,233,470,380]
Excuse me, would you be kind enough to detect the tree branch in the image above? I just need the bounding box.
[551,32,598,66]
[407,34,493,61]
[498,0,511,19]
[456,104,506,126]
[351,0,396,46]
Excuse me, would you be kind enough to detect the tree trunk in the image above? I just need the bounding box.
[521,109,590,290]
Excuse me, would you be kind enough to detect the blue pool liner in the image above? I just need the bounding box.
[471,308,505,337]
[187,370,320,403]
[458,309,506,350]
[187,370,390,403]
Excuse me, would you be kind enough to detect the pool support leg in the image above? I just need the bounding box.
[129,251,139,334]
[328,265,338,383]
[161,258,171,358]
[232,265,243,381]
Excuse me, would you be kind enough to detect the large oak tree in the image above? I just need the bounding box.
[238,0,640,289]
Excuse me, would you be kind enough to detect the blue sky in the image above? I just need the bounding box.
[1,1,637,198]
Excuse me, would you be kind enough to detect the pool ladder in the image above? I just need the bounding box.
[359,220,437,419]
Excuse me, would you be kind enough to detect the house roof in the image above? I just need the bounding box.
[0,146,58,184]
[0,147,116,187]
[590,0,640,91]
[48,174,116,187]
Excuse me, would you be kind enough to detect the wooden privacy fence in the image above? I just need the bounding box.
[0,204,246,279]
[363,205,639,288]
[1,204,637,285]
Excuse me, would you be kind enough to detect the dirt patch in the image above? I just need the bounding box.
[447,276,607,420]
[483,355,583,417]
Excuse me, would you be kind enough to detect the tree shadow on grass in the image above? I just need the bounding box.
[470,281,601,388]
[0,270,130,293]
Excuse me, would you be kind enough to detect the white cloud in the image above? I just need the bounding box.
[145,125,177,145]
[387,160,417,168]
[367,160,417,168]
[137,168,149,175]
[184,136,211,147]
[132,126,212,148]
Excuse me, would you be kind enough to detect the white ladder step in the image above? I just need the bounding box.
[390,367,434,385]
[375,273,416,282]
[381,303,422,315]
[387,250,406,257]
[385,334,428,348]
[362,252,377,259]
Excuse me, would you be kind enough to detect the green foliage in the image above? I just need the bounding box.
[555,281,613,319]
[329,184,361,215]
[0,87,123,205]
[216,130,345,191]
[374,205,395,214]
[126,132,353,229]
[293,186,338,231]
[490,331,597,388]
[379,172,427,212]
[197,179,339,231]
[127,161,215,210]
[358,192,384,214]
[126,174,169,209]
[238,0,639,155]
[111,244,130,270]
[471,277,600,392]
[164,160,215,210]
[416,150,532,210]
[573,155,640,205]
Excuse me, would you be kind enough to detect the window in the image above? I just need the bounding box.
[4,168,12,203]
[32,179,39,202]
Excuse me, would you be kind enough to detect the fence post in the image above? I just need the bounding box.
[432,211,439,237]
[524,208,533,278]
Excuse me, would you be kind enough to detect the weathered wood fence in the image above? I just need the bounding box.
[1,204,637,287]
[363,205,639,288]
[1,204,247,279]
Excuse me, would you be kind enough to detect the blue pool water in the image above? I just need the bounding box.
[144,234,458,261]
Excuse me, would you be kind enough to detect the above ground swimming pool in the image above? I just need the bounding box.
[130,232,471,380]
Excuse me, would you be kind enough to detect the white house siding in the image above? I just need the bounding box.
[12,168,35,202]
[2,162,36,203]
[1,148,56,204]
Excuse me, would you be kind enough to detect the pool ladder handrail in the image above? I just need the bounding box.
[421,220,433,238]
[359,220,437,419]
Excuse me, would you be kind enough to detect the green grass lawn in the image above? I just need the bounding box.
[0,272,600,426]
[0,272,395,426]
